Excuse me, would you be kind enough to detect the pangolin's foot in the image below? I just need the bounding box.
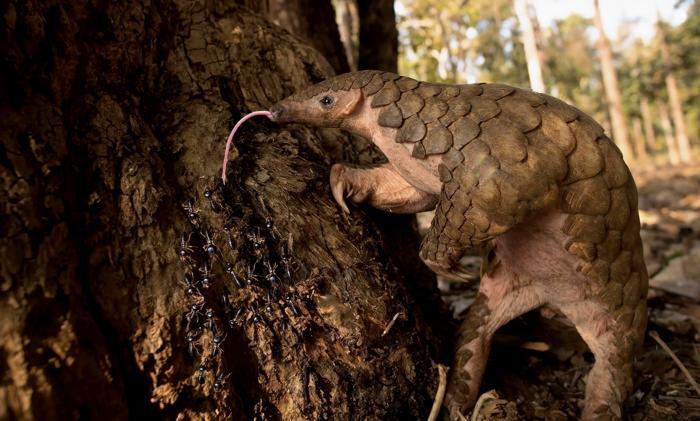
[419,252,473,282]
[418,227,472,282]
[329,163,437,214]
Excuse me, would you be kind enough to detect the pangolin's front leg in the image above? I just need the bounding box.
[418,195,473,281]
[330,162,438,214]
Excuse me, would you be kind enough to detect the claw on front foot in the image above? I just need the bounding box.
[330,163,350,213]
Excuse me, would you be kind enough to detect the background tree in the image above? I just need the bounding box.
[335,0,360,70]
[660,104,682,165]
[543,14,607,121]
[513,0,546,92]
[268,0,350,74]
[671,0,700,145]
[640,98,658,152]
[658,18,692,163]
[357,0,399,71]
[592,0,634,160]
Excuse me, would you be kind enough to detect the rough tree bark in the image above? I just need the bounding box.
[357,0,398,72]
[267,0,350,75]
[0,1,444,419]
[592,0,634,161]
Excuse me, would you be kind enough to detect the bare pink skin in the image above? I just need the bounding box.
[221,110,273,184]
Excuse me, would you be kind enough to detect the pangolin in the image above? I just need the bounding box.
[224,70,648,420]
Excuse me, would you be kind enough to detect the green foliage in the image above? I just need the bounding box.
[397,0,528,86]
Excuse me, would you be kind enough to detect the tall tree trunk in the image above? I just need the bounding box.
[513,0,546,93]
[267,0,350,74]
[660,105,681,165]
[592,0,634,161]
[657,20,692,163]
[357,0,398,72]
[640,97,658,152]
[531,5,549,82]
[632,118,649,162]
[0,1,443,419]
[336,0,360,71]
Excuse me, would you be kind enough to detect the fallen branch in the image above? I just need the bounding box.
[649,330,700,398]
[427,364,449,421]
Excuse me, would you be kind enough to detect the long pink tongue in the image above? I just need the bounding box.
[222,110,273,184]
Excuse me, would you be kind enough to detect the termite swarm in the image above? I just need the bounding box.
[176,187,304,404]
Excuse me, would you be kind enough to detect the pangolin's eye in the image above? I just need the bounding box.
[319,95,334,107]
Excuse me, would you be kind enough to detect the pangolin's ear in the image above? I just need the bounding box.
[339,89,363,117]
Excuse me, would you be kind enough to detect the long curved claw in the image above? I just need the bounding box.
[330,164,350,213]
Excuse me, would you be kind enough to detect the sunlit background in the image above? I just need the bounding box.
[334,0,698,168]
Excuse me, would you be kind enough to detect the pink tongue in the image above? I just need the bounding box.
[222,110,273,184]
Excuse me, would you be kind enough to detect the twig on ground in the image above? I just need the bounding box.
[428,364,449,421]
[381,312,403,337]
[471,389,498,421]
[650,330,700,398]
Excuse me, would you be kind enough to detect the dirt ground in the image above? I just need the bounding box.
[435,163,700,420]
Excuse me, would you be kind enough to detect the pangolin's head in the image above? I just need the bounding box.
[222,71,388,183]
[269,72,372,127]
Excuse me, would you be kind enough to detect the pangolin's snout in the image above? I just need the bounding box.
[269,103,287,122]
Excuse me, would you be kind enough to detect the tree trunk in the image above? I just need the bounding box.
[267,0,350,74]
[592,0,634,161]
[531,5,549,84]
[0,1,443,419]
[336,0,360,71]
[640,97,658,152]
[357,0,398,72]
[660,105,681,165]
[513,0,546,93]
[657,21,692,163]
[632,118,649,162]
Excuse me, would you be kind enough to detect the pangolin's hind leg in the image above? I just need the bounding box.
[557,298,646,421]
[330,163,438,213]
[444,263,544,420]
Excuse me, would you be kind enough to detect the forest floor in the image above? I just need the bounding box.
[434,163,700,420]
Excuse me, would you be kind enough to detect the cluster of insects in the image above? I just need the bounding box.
[178,185,302,395]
